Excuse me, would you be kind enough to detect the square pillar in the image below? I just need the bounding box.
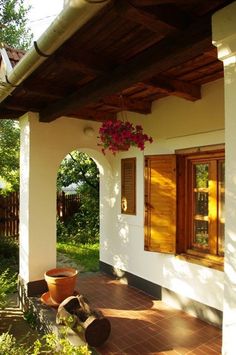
[213,2,236,354]
[19,113,57,296]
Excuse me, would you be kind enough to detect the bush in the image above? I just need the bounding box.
[0,330,91,355]
[0,238,18,308]
[0,268,17,309]
[0,332,25,355]
[57,192,99,245]
[0,237,18,260]
[0,237,18,273]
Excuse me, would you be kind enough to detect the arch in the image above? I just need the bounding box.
[19,113,114,295]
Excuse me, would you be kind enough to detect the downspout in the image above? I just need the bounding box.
[0,0,111,103]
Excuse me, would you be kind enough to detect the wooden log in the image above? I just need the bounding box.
[57,295,111,347]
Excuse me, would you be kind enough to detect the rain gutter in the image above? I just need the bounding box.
[0,0,111,103]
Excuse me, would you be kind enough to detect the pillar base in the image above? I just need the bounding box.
[18,275,48,298]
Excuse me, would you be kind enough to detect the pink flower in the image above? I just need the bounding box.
[98,119,153,155]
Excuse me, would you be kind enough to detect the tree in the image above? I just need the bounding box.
[0,120,20,193]
[57,151,99,194]
[57,151,100,244]
[0,0,32,193]
[0,0,32,49]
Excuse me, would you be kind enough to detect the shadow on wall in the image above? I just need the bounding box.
[162,287,222,327]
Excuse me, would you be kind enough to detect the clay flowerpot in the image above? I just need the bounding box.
[44,267,78,305]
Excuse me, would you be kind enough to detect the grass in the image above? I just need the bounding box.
[57,242,99,272]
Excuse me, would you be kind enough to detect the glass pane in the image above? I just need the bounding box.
[218,161,225,256]
[193,163,209,249]
[195,164,209,188]
[194,220,209,247]
[195,192,208,215]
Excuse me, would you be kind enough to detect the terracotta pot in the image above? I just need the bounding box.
[44,267,78,305]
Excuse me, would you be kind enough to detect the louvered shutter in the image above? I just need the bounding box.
[121,158,136,215]
[145,155,176,253]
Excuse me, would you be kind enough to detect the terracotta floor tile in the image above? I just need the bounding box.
[77,273,222,355]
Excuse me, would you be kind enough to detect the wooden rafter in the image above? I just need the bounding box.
[21,88,63,100]
[39,15,211,122]
[145,76,201,101]
[129,0,198,6]
[68,108,116,122]
[1,102,39,112]
[101,95,152,114]
[115,0,183,34]
[54,51,112,76]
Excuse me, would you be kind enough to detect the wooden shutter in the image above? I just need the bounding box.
[145,155,176,253]
[121,158,136,215]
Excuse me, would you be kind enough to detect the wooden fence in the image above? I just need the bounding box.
[0,192,19,238]
[0,191,80,238]
[57,191,80,221]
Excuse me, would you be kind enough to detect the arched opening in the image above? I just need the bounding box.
[56,150,100,272]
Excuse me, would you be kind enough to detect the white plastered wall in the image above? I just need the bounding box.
[19,113,113,283]
[212,2,236,354]
[100,78,225,312]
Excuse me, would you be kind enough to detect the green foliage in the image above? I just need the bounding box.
[57,151,99,193]
[0,120,20,193]
[0,237,18,260]
[57,194,99,244]
[0,237,18,308]
[0,268,17,309]
[0,0,32,49]
[0,329,91,355]
[57,242,99,272]
[0,237,18,274]
[0,332,25,355]
[57,151,99,245]
[23,308,38,329]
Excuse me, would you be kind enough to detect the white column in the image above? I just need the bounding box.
[19,112,57,292]
[213,3,236,354]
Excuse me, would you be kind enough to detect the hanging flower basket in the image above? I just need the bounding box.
[98,119,153,155]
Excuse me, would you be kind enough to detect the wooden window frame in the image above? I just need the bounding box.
[176,146,225,270]
[121,158,136,215]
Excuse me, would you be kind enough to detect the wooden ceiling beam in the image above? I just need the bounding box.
[129,0,198,6]
[21,88,63,100]
[145,76,201,101]
[68,108,116,122]
[20,84,65,100]
[115,0,183,33]
[1,102,39,112]
[39,15,212,122]
[0,109,24,119]
[101,95,152,114]
[54,51,111,76]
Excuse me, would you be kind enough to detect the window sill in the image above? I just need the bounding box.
[176,251,224,271]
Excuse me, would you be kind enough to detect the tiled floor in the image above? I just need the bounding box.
[77,273,222,355]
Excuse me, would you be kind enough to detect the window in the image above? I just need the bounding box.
[183,152,225,258]
[144,147,225,270]
[121,158,136,215]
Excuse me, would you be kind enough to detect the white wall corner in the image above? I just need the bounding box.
[212,2,236,63]
[212,2,236,354]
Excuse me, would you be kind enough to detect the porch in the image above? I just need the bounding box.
[38,271,222,354]
[2,0,236,353]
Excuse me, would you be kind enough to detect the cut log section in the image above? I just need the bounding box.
[56,294,111,347]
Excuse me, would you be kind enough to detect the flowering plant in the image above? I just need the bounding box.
[98,119,153,154]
